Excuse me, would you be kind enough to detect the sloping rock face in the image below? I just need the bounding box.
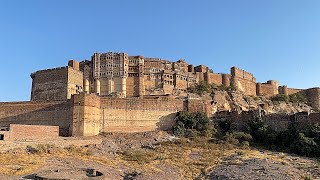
[211,90,313,115]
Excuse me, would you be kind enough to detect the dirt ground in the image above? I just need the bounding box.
[0,131,319,180]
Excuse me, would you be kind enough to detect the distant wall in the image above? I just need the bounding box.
[208,73,223,86]
[257,81,279,97]
[287,88,304,95]
[304,88,320,112]
[230,67,257,96]
[0,101,72,136]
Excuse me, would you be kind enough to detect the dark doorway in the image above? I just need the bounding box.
[0,134,4,140]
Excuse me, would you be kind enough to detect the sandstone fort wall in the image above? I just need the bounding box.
[304,88,320,111]
[0,101,72,136]
[257,81,279,97]
[99,97,185,133]
[31,67,69,101]
[230,67,257,96]
[208,73,223,86]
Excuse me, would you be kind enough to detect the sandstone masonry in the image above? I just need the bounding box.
[30,52,309,101]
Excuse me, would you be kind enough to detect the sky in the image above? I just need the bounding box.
[0,0,319,101]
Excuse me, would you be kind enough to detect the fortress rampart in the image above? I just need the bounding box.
[1,51,319,139]
[0,101,72,136]
[0,93,213,137]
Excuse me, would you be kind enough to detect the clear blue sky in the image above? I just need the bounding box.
[0,0,319,101]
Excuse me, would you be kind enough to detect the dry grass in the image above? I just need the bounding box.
[0,149,45,176]
[0,144,107,176]
[115,138,244,179]
[1,139,304,179]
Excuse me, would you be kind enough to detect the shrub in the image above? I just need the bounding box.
[246,119,277,148]
[26,144,52,155]
[230,132,252,143]
[308,123,320,144]
[173,111,216,138]
[291,133,319,157]
[225,132,252,146]
[217,85,228,91]
[271,94,289,102]
[216,119,233,134]
[289,93,307,103]
[187,81,211,95]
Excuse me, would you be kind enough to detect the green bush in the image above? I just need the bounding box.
[271,93,307,103]
[271,94,289,102]
[230,132,252,143]
[225,132,252,146]
[246,120,320,157]
[289,93,307,103]
[291,133,319,157]
[247,119,275,145]
[187,81,211,95]
[173,111,216,138]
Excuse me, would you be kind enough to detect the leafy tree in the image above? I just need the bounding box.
[246,119,277,148]
[173,111,216,138]
[291,133,319,157]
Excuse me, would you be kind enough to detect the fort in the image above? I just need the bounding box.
[30,52,309,101]
[0,52,320,140]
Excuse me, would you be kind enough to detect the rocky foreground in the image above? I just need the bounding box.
[0,131,319,180]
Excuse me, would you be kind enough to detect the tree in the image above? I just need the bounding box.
[173,111,216,138]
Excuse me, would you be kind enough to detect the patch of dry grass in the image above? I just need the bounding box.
[2,139,307,179]
[0,144,109,176]
[0,149,45,176]
[115,137,244,179]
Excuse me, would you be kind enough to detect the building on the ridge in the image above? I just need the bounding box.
[30,51,305,101]
[1,51,320,139]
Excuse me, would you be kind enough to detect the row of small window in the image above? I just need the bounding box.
[164,74,173,79]
[128,73,140,77]
[96,71,127,76]
[97,64,124,68]
[100,56,121,60]
[164,80,173,85]
[150,75,162,79]
[151,69,161,72]
[128,67,139,71]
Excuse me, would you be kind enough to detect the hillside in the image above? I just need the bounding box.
[0,131,319,179]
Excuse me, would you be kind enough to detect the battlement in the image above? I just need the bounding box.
[68,60,80,71]
[31,66,68,78]
[231,67,256,82]
[195,65,210,73]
